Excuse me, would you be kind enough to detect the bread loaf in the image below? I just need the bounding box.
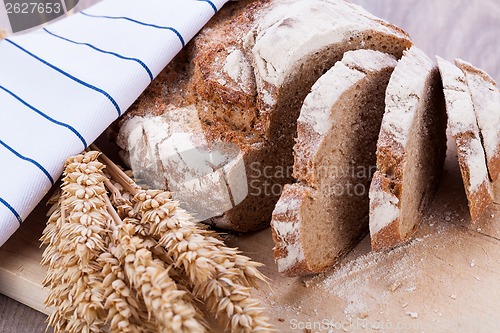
[116,0,412,232]
[369,47,447,251]
[271,50,398,276]
[456,59,500,182]
[437,57,493,222]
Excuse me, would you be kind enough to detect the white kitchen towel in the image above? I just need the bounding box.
[0,0,229,247]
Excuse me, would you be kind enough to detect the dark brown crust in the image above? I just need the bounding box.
[454,133,494,222]
[488,155,500,183]
[456,60,497,87]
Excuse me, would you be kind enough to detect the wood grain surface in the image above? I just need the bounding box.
[1,0,500,332]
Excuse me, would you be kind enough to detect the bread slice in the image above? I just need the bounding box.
[437,57,493,222]
[117,0,412,232]
[456,59,500,182]
[271,50,398,276]
[369,47,447,251]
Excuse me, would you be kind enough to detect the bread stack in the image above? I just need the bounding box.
[116,0,499,276]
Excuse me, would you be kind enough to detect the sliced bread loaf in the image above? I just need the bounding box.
[437,57,494,222]
[271,50,398,276]
[369,47,447,251]
[456,59,500,182]
[117,0,412,232]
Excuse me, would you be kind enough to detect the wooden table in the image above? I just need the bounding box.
[1,0,500,331]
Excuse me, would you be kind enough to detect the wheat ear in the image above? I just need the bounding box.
[42,151,109,333]
[135,190,274,333]
[98,251,158,333]
[105,194,207,333]
[94,147,274,332]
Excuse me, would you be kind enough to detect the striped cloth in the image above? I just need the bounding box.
[0,0,228,247]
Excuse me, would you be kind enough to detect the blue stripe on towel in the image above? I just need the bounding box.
[0,197,23,225]
[197,0,218,13]
[0,139,54,185]
[4,38,122,117]
[0,84,87,149]
[43,28,154,82]
[80,11,185,47]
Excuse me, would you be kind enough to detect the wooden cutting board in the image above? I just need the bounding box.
[0,139,499,333]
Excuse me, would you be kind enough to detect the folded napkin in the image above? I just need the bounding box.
[0,0,228,247]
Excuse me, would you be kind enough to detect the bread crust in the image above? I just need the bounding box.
[369,171,403,251]
[456,59,500,183]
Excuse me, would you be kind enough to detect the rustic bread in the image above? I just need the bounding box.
[456,59,500,182]
[271,50,398,276]
[437,57,494,222]
[369,47,447,251]
[117,0,412,232]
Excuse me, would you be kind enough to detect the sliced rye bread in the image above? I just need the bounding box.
[369,46,447,251]
[456,59,500,182]
[117,0,412,232]
[271,50,398,276]
[437,57,494,222]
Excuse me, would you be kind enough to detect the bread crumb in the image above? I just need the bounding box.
[405,285,416,292]
[389,281,402,292]
[470,260,476,267]
[406,311,419,319]
[402,302,408,308]
[278,318,285,322]
[450,294,457,300]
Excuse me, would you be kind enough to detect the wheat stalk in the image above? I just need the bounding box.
[104,191,207,333]
[95,147,273,332]
[42,151,109,333]
[42,148,273,332]
[134,190,273,333]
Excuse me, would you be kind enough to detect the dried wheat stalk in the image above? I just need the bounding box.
[42,149,273,333]
[134,190,274,333]
[98,251,157,333]
[42,151,109,333]
[99,153,273,332]
[105,196,207,333]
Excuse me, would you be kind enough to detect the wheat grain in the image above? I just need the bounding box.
[99,251,157,333]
